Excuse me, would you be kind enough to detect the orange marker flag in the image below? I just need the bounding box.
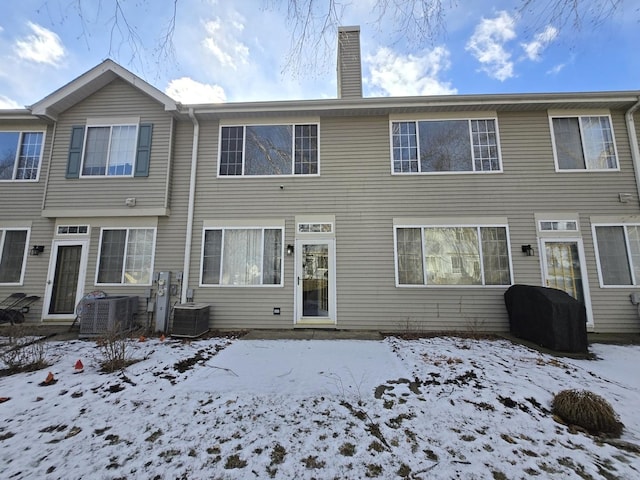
[139,335,146,342]
[74,359,84,373]
[159,334,166,342]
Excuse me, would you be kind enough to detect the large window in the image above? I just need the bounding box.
[82,125,138,176]
[391,119,500,173]
[0,229,29,284]
[97,228,155,285]
[395,225,511,286]
[0,131,44,181]
[201,227,283,286]
[594,225,640,286]
[219,124,318,176]
[551,115,618,170]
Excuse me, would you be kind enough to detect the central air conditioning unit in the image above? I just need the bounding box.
[79,296,138,338]
[171,303,210,338]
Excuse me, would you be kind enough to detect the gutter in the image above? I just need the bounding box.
[625,97,640,205]
[182,108,199,303]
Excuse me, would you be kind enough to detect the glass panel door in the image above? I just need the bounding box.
[49,245,82,314]
[302,243,329,317]
[296,239,336,324]
[543,241,584,302]
[44,240,88,319]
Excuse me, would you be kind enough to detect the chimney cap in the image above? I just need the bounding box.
[338,25,360,33]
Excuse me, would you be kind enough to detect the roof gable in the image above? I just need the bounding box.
[29,59,179,120]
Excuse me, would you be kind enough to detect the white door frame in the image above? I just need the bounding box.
[294,238,337,325]
[43,239,89,321]
[538,237,594,328]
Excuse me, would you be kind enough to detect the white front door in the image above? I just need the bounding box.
[43,239,88,321]
[295,238,336,324]
[540,238,593,326]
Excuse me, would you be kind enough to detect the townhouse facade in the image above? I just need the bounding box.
[2,26,640,334]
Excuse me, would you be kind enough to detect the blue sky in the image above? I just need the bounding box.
[0,0,638,108]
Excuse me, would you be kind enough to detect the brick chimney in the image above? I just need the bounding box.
[337,26,362,99]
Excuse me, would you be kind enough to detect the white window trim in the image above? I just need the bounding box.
[0,130,46,182]
[0,227,31,286]
[217,122,321,178]
[592,223,640,288]
[548,113,620,172]
[199,225,285,287]
[389,117,503,175]
[79,122,139,179]
[95,227,156,286]
[393,222,513,288]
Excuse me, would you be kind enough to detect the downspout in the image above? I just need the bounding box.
[182,108,199,303]
[625,97,640,205]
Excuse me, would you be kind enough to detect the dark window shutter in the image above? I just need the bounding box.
[66,126,85,179]
[134,123,153,177]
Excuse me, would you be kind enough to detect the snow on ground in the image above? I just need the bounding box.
[0,334,639,479]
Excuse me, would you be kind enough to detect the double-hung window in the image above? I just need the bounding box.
[82,124,137,176]
[201,227,283,286]
[391,118,501,173]
[0,228,29,284]
[550,115,618,170]
[219,124,318,176]
[66,121,152,178]
[0,131,44,181]
[593,225,640,286]
[395,224,512,286]
[96,228,155,285]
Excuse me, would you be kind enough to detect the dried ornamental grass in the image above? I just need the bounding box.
[552,389,624,437]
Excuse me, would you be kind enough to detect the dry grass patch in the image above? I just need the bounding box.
[552,389,624,437]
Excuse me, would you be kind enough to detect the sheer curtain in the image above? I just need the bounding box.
[222,229,261,285]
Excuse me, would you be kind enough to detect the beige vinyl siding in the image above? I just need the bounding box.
[337,27,362,99]
[182,109,640,333]
[0,120,54,321]
[43,79,172,213]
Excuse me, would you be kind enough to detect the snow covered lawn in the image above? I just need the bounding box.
[1,334,639,479]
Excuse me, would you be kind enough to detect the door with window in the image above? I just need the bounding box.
[44,240,88,319]
[295,239,336,324]
[540,238,593,325]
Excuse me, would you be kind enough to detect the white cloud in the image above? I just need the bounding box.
[522,26,558,61]
[466,11,516,81]
[165,77,226,103]
[365,46,457,96]
[0,95,22,109]
[14,22,65,66]
[202,17,249,70]
[547,63,566,75]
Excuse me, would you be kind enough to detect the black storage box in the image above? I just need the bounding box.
[504,284,588,353]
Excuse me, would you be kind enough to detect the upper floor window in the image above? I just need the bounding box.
[96,228,155,285]
[0,131,44,181]
[550,115,618,171]
[395,224,512,286]
[593,224,640,286]
[83,125,137,176]
[0,228,29,284]
[391,119,501,174]
[219,124,318,176]
[66,122,153,179]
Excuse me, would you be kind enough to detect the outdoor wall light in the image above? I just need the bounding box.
[30,245,45,256]
[521,245,534,256]
[286,244,294,255]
